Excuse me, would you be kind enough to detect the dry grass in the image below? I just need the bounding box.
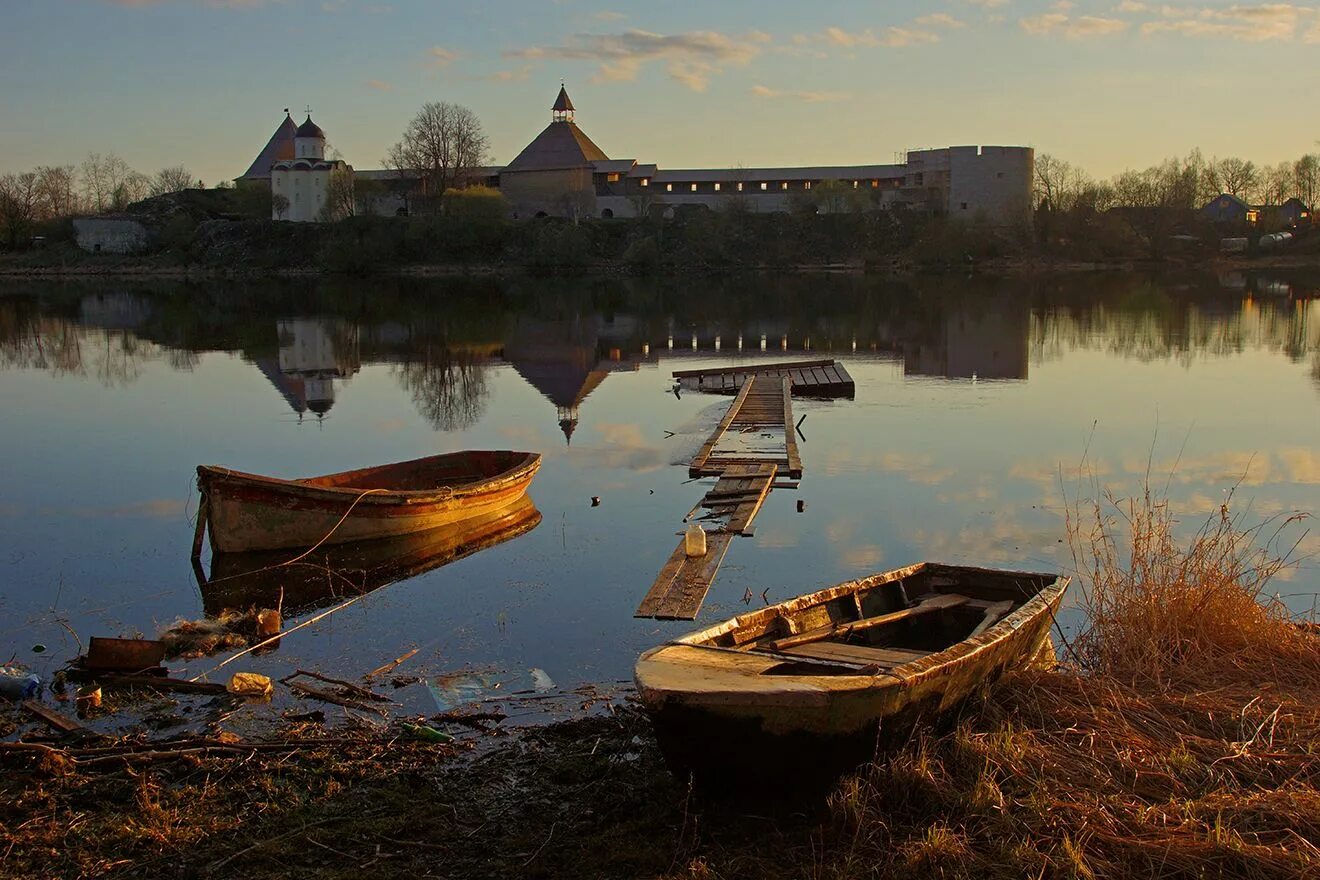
[1068,483,1316,687]
[765,486,1320,880]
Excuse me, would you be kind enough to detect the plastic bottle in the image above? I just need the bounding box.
[684,523,707,558]
[0,668,40,701]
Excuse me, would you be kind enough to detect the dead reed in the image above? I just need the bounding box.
[1067,483,1316,687]
[786,486,1320,880]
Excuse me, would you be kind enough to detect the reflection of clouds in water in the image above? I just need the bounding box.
[1013,448,1320,501]
[110,499,186,518]
[1278,448,1320,485]
[753,526,799,550]
[1009,459,1113,496]
[1133,451,1271,487]
[842,545,885,570]
[56,499,188,519]
[374,418,408,434]
[576,422,667,473]
[906,513,1065,568]
[822,516,886,571]
[497,424,557,457]
[936,480,997,506]
[820,448,955,485]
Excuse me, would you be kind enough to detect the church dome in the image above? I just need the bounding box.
[296,116,325,139]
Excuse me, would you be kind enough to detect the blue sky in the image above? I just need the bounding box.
[2,0,1317,183]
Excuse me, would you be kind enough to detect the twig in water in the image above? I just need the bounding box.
[366,648,419,680]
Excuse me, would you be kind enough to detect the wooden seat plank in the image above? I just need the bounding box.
[780,642,930,667]
[764,593,969,651]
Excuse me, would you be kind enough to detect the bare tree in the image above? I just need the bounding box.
[80,153,138,213]
[150,165,194,197]
[272,193,290,221]
[319,168,356,221]
[1209,157,1258,199]
[0,172,40,248]
[34,165,79,217]
[385,102,489,199]
[111,172,151,211]
[1294,154,1320,210]
[1256,161,1293,206]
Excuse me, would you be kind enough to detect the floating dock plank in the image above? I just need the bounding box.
[635,531,736,620]
[635,464,777,620]
[689,376,802,478]
[674,359,855,399]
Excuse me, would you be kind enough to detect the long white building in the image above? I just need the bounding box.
[496,87,1033,224]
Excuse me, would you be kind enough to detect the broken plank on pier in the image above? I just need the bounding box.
[634,531,736,620]
[699,463,777,535]
[674,359,854,399]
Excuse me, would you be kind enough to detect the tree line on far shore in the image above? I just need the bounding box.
[1033,151,1320,214]
[0,155,206,248]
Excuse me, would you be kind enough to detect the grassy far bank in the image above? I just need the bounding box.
[5,186,1319,278]
[2,490,1317,879]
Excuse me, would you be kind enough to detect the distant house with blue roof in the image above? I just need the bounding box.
[1201,194,1313,228]
[1201,193,1255,224]
[1278,197,1312,227]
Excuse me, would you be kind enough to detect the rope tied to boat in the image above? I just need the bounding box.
[279,488,389,568]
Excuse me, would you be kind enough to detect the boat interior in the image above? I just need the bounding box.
[699,565,1059,676]
[302,451,534,491]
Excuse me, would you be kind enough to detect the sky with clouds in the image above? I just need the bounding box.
[2,0,1317,183]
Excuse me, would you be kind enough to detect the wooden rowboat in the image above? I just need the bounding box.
[195,450,541,553]
[635,562,1069,783]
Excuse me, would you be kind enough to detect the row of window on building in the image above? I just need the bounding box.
[606,178,893,193]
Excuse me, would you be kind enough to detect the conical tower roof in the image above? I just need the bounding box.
[504,85,608,172]
[552,86,574,113]
[238,113,298,181]
[504,122,608,171]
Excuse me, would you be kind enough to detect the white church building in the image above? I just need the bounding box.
[239,112,351,222]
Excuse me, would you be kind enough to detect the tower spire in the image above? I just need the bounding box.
[552,84,574,123]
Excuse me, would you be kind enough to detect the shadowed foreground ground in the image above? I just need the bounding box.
[6,664,1320,880]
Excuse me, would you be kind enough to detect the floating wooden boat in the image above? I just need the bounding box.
[198,496,542,615]
[196,450,541,553]
[635,562,1068,783]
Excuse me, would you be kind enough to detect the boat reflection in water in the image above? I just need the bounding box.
[197,496,541,616]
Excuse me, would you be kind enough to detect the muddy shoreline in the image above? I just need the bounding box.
[5,252,1317,281]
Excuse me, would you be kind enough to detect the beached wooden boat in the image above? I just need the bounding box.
[199,496,542,615]
[635,562,1068,782]
[195,450,541,553]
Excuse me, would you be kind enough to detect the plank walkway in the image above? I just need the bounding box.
[634,464,776,620]
[688,375,802,479]
[674,359,855,399]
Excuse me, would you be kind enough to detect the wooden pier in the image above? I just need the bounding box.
[634,465,777,620]
[636,375,810,621]
[674,359,854,399]
[688,375,802,478]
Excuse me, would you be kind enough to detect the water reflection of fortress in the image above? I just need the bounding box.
[18,292,1315,441]
[255,318,360,421]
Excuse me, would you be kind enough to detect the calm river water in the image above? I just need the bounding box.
[1,272,1317,722]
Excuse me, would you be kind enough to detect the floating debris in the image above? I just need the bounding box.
[158,609,276,660]
[227,673,273,700]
